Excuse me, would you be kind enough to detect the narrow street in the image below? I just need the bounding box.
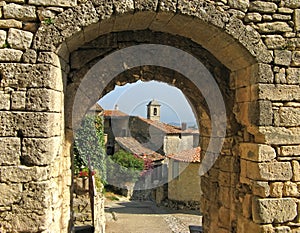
[105,197,202,233]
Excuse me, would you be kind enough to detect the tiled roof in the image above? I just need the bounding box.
[137,117,183,134]
[115,137,165,161]
[103,110,128,117]
[167,147,201,163]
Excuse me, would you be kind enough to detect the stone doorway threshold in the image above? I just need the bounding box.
[74,225,94,233]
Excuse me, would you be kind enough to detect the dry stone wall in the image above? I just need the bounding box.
[0,0,299,233]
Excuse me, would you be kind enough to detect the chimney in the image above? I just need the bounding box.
[181,122,187,130]
[114,104,119,110]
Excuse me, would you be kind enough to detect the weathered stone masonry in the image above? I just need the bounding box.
[0,0,299,232]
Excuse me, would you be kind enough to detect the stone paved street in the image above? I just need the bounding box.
[105,198,202,233]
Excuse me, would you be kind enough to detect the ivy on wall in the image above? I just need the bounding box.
[74,114,107,182]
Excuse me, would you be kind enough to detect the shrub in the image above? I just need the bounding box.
[107,150,144,184]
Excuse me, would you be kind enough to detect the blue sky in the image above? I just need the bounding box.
[98,81,197,126]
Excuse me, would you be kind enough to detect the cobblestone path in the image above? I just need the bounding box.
[105,199,202,233]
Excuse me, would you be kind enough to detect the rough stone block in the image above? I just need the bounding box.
[37,52,60,67]
[33,24,63,51]
[0,111,61,137]
[0,48,23,62]
[255,84,300,101]
[246,161,293,181]
[295,9,300,32]
[292,161,300,181]
[251,181,270,197]
[15,112,61,137]
[283,181,299,197]
[22,49,37,63]
[278,107,300,127]
[274,50,292,66]
[0,64,63,91]
[26,89,62,112]
[286,68,300,84]
[0,183,22,206]
[0,166,49,183]
[112,0,134,14]
[270,182,284,198]
[0,91,10,110]
[0,111,17,136]
[0,137,20,165]
[21,182,52,212]
[291,51,300,67]
[239,143,276,162]
[252,197,297,224]
[11,91,26,110]
[285,0,300,9]
[22,137,61,166]
[3,3,36,21]
[280,145,300,157]
[28,0,77,7]
[264,35,286,50]
[159,0,177,12]
[257,22,293,33]
[249,1,277,13]
[251,126,300,145]
[7,28,33,50]
[9,211,52,232]
[228,0,250,12]
[255,63,274,84]
[0,19,22,29]
[252,100,273,126]
[244,12,262,23]
[0,30,6,48]
[134,0,159,11]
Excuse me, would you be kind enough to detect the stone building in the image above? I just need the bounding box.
[0,0,300,232]
[103,100,198,156]
[167,147,202,210]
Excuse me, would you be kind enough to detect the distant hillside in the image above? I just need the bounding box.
[167,121,198,129]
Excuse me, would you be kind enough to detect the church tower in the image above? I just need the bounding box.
[147,99,161,121]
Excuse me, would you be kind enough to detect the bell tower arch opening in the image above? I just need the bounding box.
[147,99,161,121]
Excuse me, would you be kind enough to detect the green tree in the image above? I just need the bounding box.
[107,150,144,184]
[74,114,106,182]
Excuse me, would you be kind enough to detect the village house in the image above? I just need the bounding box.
[167,147,202,210]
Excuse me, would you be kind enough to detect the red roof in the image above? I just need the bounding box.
[167,147,201,163]
[115,137,165,161]
[103,110,128,117]
[137,117,183,134]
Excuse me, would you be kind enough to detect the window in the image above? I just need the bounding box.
[154,107,157,116]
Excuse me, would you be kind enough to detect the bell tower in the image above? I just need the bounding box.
[147,99,161,121]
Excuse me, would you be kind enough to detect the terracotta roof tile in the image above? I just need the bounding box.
[115,137,165,161]
[167,147,201,163]
[103,110,128,117]
[137,117,183,134]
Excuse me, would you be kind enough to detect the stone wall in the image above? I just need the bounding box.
[73,178,105,233]
[168,161,202,202]
[0,0,299,233]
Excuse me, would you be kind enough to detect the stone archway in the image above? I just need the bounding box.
[33,1,273,233]
[1,0,299,233]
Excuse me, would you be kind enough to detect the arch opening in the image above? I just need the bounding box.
[63,28,244,233]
